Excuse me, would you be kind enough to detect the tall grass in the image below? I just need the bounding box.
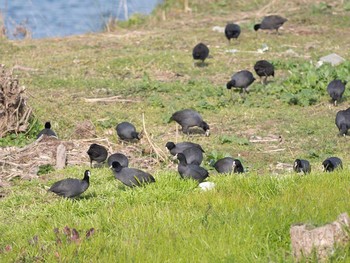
[1,168,350,261]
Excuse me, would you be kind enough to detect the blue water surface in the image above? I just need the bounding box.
[0,0,162,39]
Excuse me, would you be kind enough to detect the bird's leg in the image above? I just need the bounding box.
[90,160,93,168]
[230,89,238,103]
[175,123,178,143]
[263,76,268,85]
[183,126,190,136]
[260,77,264,85]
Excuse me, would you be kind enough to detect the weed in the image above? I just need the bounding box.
[37,164,55,175]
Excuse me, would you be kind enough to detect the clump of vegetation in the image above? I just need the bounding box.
[264,61,350,106]
[37,164,55,175]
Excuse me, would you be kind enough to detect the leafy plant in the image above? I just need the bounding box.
[219,135,250,145]
[265,61,350,106]
[206,150,231,166]
[37,164,55,175]
[0,117,42,147]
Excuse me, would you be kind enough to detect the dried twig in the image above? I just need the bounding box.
[12,65,38,72]
[142,112,167,163]
[249,138,280,143]
[84,96,140,103]
[263,148,285,153]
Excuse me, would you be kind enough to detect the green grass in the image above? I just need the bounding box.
[1,168,350,262]
[1,0,350,261]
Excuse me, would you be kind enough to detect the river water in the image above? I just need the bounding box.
[0,0,162,39]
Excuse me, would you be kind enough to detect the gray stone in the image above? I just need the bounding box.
[317,53,346,67]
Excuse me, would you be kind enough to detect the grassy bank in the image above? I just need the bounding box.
[1,0,350,261]
[2,168,350,262]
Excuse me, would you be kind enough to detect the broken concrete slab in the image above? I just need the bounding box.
[317,53,346,67]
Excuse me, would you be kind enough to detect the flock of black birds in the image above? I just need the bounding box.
[41,14,348,198]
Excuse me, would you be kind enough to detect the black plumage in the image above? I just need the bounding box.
[182,146,203,165]
[254,15,287,33]
[192,43,209,64]
[165,141,204,156]
[111,161,155,187]
[225,23,241,42]
[293,159,311,174]
[107,153,129,168]
[87,143,108,168]
[37,121,57,139]
[170,109,210,136]
[335,107,350,136]
[254,60,275,84]
[327,80,346,106]
[213,157,244,174]
[116,122,140,141]
[226,70,256,94]
[48,170,90,198]
[322,157,343,172]
[176,153,209,183]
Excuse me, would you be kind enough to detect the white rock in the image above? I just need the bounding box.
[212,26,225,33]
[199,181,215,191]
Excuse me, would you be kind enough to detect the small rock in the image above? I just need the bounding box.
[199,182,215,191]
[212,26,225,33]
[317,53,345,67]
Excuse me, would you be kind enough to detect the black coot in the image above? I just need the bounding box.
[226,70,256,96]
[322,157,342,172]
[48,170,90,198]
[225,23,241,42]
[327,80,346,106]
[111,161,155,187]
[254,60,274,84]
[37,121,57,139]
[116,122,140,141]
[254,15,287,33]
[176,153,209,183]
[165,141,204,156]
[182,146,203,165]
[87,143,108,167]
[213,157,244,174]
[293,159,311,174]
[192,43,209,65]
[336,107,350,136]
[170,109,210,136]
[107,153,129,167]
